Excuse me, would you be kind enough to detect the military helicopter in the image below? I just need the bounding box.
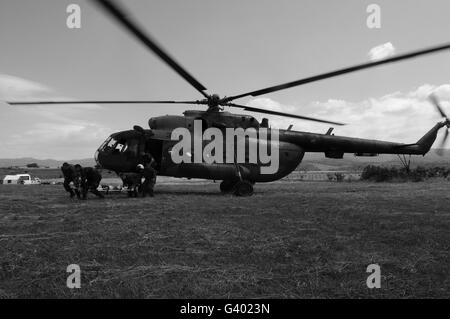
[8,0,450,196]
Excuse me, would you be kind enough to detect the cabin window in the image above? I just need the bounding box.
[115,143,127,152]
[18,176,29,183]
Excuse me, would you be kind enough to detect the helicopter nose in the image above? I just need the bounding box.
[94,148,105,168]
[94,149,100,166]
[95,149,119,171]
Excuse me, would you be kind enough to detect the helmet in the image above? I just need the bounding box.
[137,164,144,170]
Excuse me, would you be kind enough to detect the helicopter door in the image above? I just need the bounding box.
[144,139,163,169]
[160,140,181,176]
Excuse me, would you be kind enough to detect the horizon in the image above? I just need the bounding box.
[1,147,449,162]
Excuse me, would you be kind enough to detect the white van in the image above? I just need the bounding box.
[2,174,41,185]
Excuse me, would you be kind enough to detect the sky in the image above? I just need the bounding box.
[0,0,450,159]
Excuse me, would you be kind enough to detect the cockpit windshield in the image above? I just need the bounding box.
[98,136,139,155]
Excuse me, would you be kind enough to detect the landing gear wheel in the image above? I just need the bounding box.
[234,180,254,197]
[220,180,236,193]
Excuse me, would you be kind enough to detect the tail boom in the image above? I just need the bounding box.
[281,121,447,157]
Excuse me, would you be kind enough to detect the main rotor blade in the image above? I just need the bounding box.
[225,43,450,102]
[443,129,449,146]
[436,129,449,156]
[93,0,208,98]
[227,103,345,126]
[8,100,206,105]
[429,94,448,119]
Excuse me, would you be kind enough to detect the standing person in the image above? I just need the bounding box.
[75,165,104,199]
[61,162,81,199]
[137,154,157,197]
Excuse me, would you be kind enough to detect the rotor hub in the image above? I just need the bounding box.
[207,94,221,107]
[205,94,226,111]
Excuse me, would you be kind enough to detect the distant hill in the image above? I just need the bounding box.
[0,158,96,168]
[0,149,448,171]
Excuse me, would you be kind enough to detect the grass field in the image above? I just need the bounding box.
[0,179,449,298]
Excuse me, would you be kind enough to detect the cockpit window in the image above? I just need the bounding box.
[99,136,138,155]
[115,142,128,152]
[98,137,112,151]
[100,137,122,152]
[107,138,116,148]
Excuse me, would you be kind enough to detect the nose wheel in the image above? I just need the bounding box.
[220,180,254,196]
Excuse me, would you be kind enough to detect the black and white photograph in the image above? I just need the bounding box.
[0,0,449,305]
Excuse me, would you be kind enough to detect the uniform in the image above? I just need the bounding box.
[137,154,157,197]
[61,162,81,199]
[140,164,157,197]
[76,166,104,199]
[120,172,141,197]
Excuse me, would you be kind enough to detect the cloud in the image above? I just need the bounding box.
[244,84,450,147]
[1,117,111,160]
[0,73,101,109]
[0,74,110,159]
[0,74,52,99]
[3,121,111,159]
[368,42,396,61]
[2,74,449,158]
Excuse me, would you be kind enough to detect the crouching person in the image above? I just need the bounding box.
[120,172,142,198]
[61,162,81,199]
[75,165,104,199]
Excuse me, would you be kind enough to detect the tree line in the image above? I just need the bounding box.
[361,165,450,182]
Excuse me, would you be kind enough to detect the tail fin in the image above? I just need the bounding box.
[415,122,445,154]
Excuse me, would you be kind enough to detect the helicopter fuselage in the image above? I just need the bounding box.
[95,111,441,185]
[95,113,304,183]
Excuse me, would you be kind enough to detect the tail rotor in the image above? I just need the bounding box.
[429,93,450,155]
